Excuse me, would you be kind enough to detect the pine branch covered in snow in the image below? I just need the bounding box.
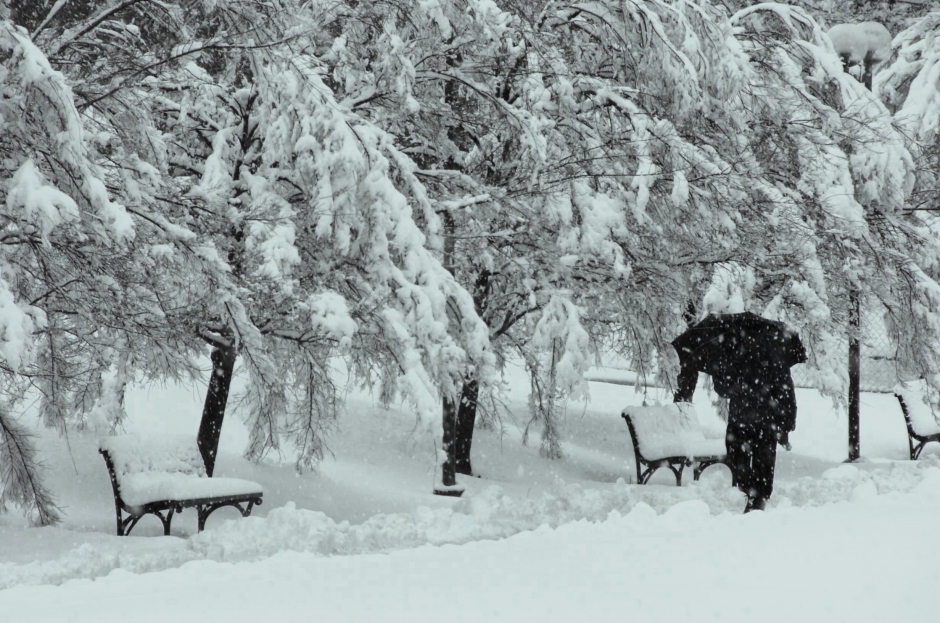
[5,0,940,494]
[0,13,228,520]
[717,4,940,396]
[312,0,940,411]
[39,1,500,469]
[877,11,940,217]
[0,405,61,526]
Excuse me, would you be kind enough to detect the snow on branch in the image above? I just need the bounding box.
[0,407,61,526]
[877,11,940,144]
[827,22,892,67]
[1,20,135,242]
[531,295,592,402]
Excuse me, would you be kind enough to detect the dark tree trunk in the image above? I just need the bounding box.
[847,290,861,462]
[455,379,479,475]
[197,343,237,477]
[436,395,460,494]
[434,192,463,496]
[452,270,490,476]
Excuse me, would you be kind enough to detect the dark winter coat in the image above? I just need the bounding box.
[676,355,798,433]
[672,312,805,433]
[726,360,798,433]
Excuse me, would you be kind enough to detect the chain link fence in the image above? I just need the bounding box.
[790,306,901,394]
[592,305,909,397]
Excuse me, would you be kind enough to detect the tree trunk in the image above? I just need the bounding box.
[435,200,463,494]
[453,270,489,475]
[439,395,459,490]
[197,343,237,477]
[847,289,861,462]
[455,379,479,475]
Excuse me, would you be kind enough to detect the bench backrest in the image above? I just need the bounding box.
[622,403,709,460]
[895,382,940,437]
[98,435,207,479]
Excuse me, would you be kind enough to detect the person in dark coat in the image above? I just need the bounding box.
[674,343,800,512]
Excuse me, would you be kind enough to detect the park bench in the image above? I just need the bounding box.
[894,381,940,460]
[621,403,726,485]
[99,435,263,536]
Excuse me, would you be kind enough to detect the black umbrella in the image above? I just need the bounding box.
[672,312,807,399]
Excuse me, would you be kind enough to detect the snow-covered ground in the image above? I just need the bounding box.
[2,360,940,621]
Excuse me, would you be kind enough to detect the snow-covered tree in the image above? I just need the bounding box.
[306,0,940,465]
[878,10,940,211]
[0,15,226,523]
[723,0,934,35]
[7,0,940,517]
[1,0,497,517]
[875,10,940,379]
[85,2,489,463]
[721,4,940,397]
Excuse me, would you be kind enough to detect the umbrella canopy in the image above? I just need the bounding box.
[672,312,807,399]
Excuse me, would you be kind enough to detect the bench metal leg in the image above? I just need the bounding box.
[693,459,724,482]
[120,509,173,537]
[638,461,684,486]
[197,505,211,532]
[638,458,727,486]
[668,463,683,486]
[163,507,176,536]
[115,507,181,537]
[894,393,940,461]
[119,514,137,537]
[195,499,260,532]
[905,430,940,461]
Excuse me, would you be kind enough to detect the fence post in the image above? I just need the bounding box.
[845,60,872,463]
[847,289,861,462]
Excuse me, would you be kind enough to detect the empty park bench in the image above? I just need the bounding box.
[621,403,726,485]
[894,381,940,460]
[99,435,263,536]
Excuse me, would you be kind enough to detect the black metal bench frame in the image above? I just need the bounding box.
[100,448,263,536]
[895,393,940,460]
[621,413,726,485]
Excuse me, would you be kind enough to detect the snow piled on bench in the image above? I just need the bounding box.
[99,435,262,507]
[895,382,940,436]
[622,404,726,460]
[99,435,207,476]
[115,473,263,507]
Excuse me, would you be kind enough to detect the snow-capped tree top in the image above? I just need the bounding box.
[877,11,940,144]
[827,21,892,64]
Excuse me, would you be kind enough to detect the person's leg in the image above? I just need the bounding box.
[750,425,778,500]
[726,419,777,512]
[742,425,778,512]
[725,421,751,493]
[744,496,766,512]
